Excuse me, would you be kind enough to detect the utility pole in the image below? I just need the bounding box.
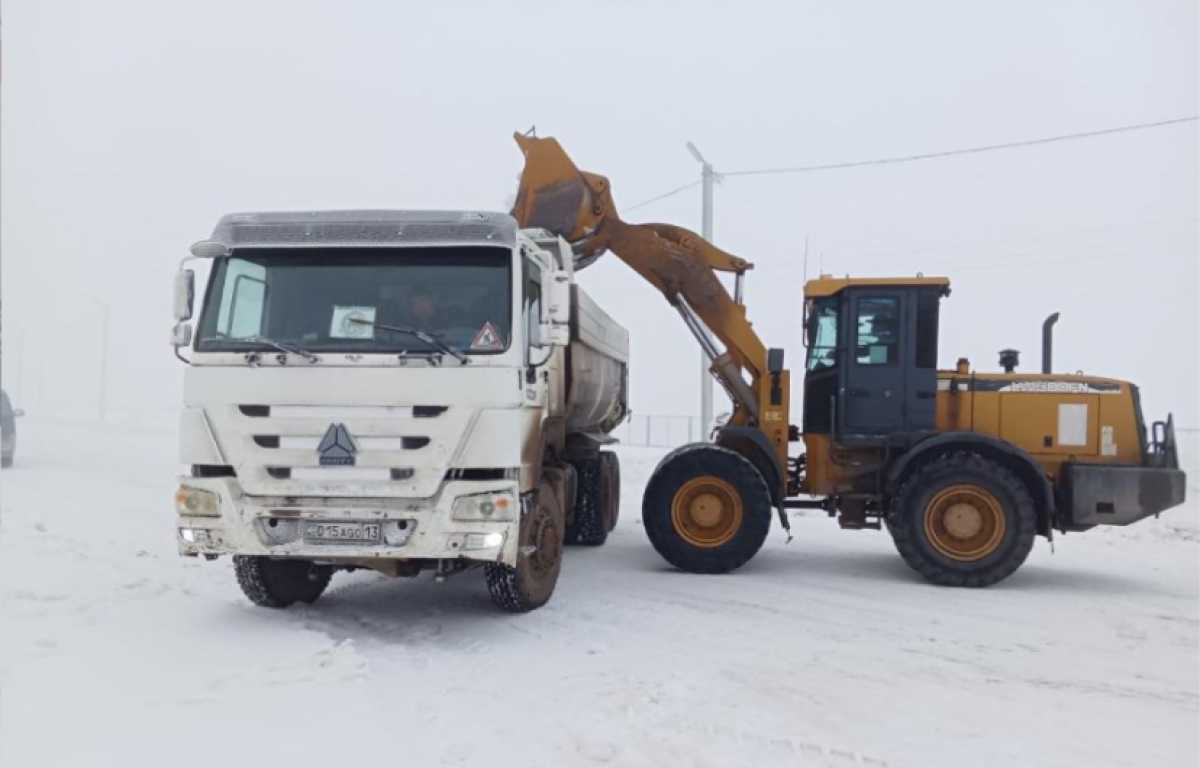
[687,141,715,440]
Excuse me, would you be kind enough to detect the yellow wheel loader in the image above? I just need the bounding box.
[510,132,1187,586]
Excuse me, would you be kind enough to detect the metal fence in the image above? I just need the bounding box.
[611,413,698,447]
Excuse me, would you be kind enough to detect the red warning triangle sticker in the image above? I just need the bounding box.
[470,321,504,351]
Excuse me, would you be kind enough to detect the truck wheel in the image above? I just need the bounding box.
[234,556,333,608]
[565,456,608,546]
[600,451,620,532]
[485,486,563,612]
[888,451,1036,587]
[642,444,771,574]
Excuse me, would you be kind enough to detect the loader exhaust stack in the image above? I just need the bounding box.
[1042,312,1060,374]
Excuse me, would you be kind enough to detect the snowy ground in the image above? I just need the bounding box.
[1,419,1197,768]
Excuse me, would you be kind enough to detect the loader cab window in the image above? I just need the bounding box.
[806,298,839,371]
[915,289,939,368]
[854,297,899,366]
[802,295,840,434]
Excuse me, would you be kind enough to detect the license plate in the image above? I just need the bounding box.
[303,522,381,544]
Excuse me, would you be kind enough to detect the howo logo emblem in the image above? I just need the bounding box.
[318,423,357,466]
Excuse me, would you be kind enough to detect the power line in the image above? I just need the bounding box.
[725,115,1198,178]
[625,115,1198,211]
[626,179,702,212]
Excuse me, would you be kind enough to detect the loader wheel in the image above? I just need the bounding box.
[234,556,333,608]
[565,456,607,546]
[485,486,563,612]
[888,451,1036,587]
[643,444,771,574]
[600,451,621,532]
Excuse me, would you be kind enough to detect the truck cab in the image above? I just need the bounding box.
[172,210,628,612]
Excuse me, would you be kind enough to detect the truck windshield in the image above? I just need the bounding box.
[195,247,512,355]
[806,297,839,371]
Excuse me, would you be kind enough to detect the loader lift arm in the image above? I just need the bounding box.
[511,133,792,485]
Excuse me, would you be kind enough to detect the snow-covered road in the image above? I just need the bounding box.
[2,420,1196,767]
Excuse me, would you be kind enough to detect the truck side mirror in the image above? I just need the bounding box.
[542,271,571,326]
[539,322,570,347]
[174,269,195,321]
[539,269,571,346]
[172,322,193,348]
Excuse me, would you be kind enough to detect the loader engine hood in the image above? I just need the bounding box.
[179,366,525,499]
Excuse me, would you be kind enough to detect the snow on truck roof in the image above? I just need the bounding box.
[190,210,517,257]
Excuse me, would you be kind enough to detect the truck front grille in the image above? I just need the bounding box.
[203,402,491,498]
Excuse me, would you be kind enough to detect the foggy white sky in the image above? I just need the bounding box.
[2,0,1197,428]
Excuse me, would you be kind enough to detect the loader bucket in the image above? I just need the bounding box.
[511,133,617,269]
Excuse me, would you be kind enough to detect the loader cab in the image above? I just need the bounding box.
[803,277,950,445]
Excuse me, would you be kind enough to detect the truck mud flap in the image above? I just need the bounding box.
[1061,464,1187,529]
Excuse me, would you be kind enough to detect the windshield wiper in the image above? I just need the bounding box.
[348,318,468,365]
[201,335,319,363]
[247,335,320,363]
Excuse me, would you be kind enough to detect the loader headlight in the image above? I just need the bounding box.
[175,486,220,517]
[451,491,515,521]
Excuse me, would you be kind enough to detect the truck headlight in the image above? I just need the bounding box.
[175,486,220,517]
[451,491,515,521]
[465,532,505,550]
[179,527,211,544]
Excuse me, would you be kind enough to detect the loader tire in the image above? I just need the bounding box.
[234,556,332,608]
[565,454,610,546]
[486,487,563,612]
[888,451,1036,587]
[643,443,771,574]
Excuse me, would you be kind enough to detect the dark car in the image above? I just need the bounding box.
[1,389,22,468]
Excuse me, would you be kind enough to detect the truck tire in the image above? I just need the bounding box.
[565,455,608,546]
[485,486,564,612]
[642,443,772,574]
[234,556,333,608]
[888,451,1036,587]
[600,451,620,532]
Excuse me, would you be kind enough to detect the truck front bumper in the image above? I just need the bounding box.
[1060,464,1187,530]
[174,476,523,567]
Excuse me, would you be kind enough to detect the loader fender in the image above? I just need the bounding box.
[886,432,1056,538]
[715,426,784,506]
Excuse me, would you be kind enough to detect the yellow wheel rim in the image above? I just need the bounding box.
[670,475,743,548]
[923,484,1007,562]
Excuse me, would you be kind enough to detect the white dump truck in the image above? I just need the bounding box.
[171,210,628,612]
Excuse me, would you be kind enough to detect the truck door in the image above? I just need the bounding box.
[841,292,906,435]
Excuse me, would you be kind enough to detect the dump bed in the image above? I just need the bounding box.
[566,285,629,436]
